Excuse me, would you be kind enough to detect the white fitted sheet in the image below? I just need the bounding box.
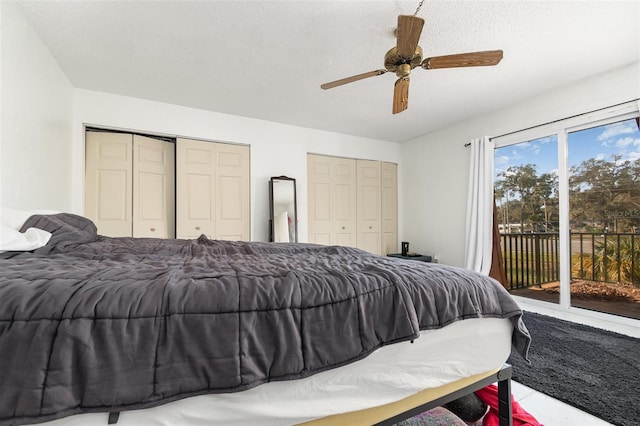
[40,317,513,426]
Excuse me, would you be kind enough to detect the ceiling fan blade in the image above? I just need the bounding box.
[396,15,425,58]
[422,50,504,69]
[320,70,387,90]
[392,77,410,114]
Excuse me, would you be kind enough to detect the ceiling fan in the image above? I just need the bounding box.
[320,15,503,114]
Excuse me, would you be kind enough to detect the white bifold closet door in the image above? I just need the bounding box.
[307,154,358,247]
[356,160,398,256]
[381,162,398,255]
[356,160,382,255]
[132,135,175,238]
[176,138,250,241]
[308,154,398,255]
[85,132,175,238]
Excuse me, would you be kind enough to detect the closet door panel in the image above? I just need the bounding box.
[216,175,244,240]
[215,144,250,241]
[333,184,353,221]
[313,183,331,221]
[381,162,398,255]
[357,160,381,255]
[307,154,333,245]
[133,135,175,238]
[187,175,212,220]
[97,172,128,219]
[85,132,133,237]
[332,157,357,247]
[333,183,355,246]
[176,138,215,239]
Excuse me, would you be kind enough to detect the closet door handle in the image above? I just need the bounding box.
[195,226,200,230]
[150,227,156,232]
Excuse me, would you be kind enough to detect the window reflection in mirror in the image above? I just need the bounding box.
[269,176,298,243]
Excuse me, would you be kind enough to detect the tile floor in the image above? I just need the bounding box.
[508,297,640,426]
[511,381,612,425]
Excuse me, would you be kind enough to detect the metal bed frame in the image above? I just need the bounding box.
[376,364,513,426]
[107,365,514,426]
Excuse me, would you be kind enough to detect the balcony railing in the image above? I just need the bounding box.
[500,232,639,290]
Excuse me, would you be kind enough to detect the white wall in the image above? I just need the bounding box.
[0,1,400,242]
[6,0,635,254]
[72,90,401,242]
[0,1,74,211]
[401,62,640,267]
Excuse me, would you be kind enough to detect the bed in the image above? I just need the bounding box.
[0,213,530,426]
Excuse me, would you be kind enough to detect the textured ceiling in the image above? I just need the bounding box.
[15,0,640,143]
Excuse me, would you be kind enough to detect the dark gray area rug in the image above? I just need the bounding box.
[507,312,640,426]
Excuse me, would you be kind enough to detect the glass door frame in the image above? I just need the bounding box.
[493,100,640,310]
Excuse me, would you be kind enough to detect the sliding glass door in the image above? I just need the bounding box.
[493,106,640,320]
[494,136,560,305]
[567,119,640,319]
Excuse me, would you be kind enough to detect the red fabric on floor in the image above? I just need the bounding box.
[475,384,543,426]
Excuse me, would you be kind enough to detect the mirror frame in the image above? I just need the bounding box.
[269,176,298,243]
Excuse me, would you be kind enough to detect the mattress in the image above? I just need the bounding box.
[37,317,512,426]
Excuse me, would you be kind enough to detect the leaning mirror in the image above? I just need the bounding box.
[269,176,298,243]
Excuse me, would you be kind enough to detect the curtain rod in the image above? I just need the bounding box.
[464,98,640,147]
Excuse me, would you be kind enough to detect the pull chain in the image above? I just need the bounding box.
[414,0,425,16]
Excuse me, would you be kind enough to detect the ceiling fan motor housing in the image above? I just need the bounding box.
[384,46,423,76]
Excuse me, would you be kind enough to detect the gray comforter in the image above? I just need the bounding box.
[0,214,530,425]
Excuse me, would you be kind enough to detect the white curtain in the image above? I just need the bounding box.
[464,136,494,274]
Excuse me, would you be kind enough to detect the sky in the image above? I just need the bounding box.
[494,118,640,179]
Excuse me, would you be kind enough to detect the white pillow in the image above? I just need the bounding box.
[0,207,60,230]
[0,225,52,253]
